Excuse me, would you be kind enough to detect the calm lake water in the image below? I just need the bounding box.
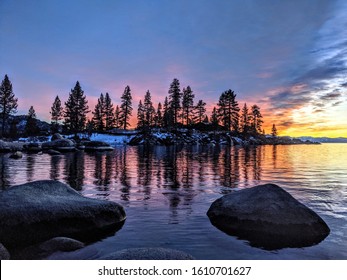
[1,143,346,259]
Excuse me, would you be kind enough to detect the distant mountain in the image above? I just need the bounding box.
[297,136,347,143]
[5,115,51,135]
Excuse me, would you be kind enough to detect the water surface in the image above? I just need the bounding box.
[1,144,346,259]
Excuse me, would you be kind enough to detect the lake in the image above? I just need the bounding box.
[1,143,346,259]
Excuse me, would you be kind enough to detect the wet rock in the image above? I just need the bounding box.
[100,248,195,260]
[207,184,330,250]
[45,149,61,155]
[9,151,23,159]
[42,139,75,152]
[46,246,101,260]
[0,180,126,249]
[83,141,113,151]
[13,237,84,260]
[0,243,10,260]
[23,142,42,153]
[51,133,64,141]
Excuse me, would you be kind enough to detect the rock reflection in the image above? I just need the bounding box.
[26,154,35,182]
[0,156,10,189]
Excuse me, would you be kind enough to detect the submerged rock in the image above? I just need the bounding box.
[0,180,126,249]
[13,237,84,260]
[100,247,195,260]
[9,151,23,159]
[0,243,10,260]
[207,184,330,250]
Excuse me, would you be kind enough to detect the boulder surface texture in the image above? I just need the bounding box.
[207,184,330,250]
[0,180,126,249]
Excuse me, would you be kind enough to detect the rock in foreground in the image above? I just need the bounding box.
[0,180,126,249]
[12,237,84,260]
[207,184,330,250]
[100,247,195,260]
[0,243,10,260]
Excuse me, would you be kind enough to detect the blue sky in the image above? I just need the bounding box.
[0,0,346,136]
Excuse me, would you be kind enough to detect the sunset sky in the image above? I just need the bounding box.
[0,0,346,137]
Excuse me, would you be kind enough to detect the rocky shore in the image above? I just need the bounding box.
[0,131,319,155]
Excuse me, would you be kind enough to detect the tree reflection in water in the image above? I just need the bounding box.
[0,145,264,208]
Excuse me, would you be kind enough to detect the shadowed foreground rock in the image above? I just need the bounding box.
[0,180,126,249]
[0,243,10,260]
[100,248,195,260]
[207,184,330,250]
[12,237,85,260]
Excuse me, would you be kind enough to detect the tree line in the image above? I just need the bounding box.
[0,74,278,138]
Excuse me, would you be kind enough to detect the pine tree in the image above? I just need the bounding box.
[104,92,115,130]
[50,95,63,133]
[154,102,163,127]
[210,107,219,128]
[137,100,145,129]
[143,90,155,127]
[119,86,133,130]
[182,86,194,126]
[168,78,181,127]
[217,89,240,131]
[271,124,278,137]
[64,81,89,136]
[114,105,121,128]
[0,75,18,137]
[193,99,206,124]
[92,93,105,132]
[250,104,263,134]
[162,96,171,128]
[86,119,94,138]
[25,106,39,136]
[240,103,250,134]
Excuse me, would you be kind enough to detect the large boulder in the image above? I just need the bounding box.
[13,237,84,260]
[0,243,10,260]
[42,139,76,152]
[100,248,195,260]
[83,141,113,151]
[0,180,126,249]
[207,184,330,250]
